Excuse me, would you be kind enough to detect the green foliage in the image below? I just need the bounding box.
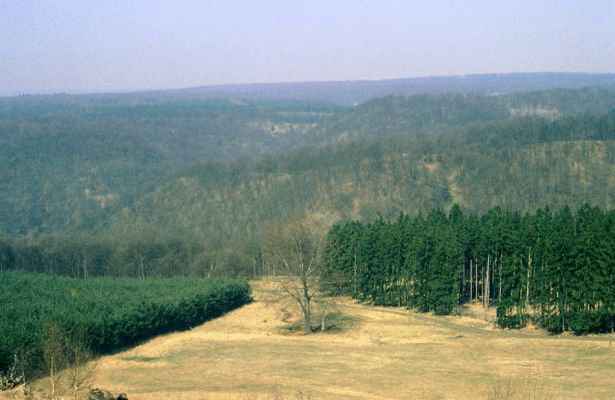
[321,206,615,335]
[0,271,251,373]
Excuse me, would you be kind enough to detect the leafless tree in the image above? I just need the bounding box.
[42,322,97,400]
[64,331,97,400]
[263,219,322,335]
[43,320,64,400]
[488,372,552,400]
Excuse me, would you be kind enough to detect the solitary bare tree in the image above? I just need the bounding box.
[43,319,64,400]
[263,219,322,335]
[64,331,97,400]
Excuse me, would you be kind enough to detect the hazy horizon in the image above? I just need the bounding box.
[2,1,615,96]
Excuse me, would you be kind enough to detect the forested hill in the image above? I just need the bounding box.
[102,111,615,261]
[315,87,615,144]
[0,98,340,235]
[1,86,615,237]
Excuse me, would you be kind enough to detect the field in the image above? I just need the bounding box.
[81,279,615,399]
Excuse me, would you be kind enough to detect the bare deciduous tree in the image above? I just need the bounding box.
[43,320,64,400]
[64,331,97,400]
[42,322,97,400]
[488,372,552,400]
[263,220,322,335]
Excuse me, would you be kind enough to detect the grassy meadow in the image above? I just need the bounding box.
[73,279,615,400]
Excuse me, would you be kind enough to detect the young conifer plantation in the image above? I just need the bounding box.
[0,272,251,374]
[321,204,615,335]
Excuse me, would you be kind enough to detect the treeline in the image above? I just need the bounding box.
[0,234,264,278]
[0,271,252,373]
[321,205,615,334]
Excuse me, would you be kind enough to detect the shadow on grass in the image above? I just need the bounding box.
[280,311,363,335]
[119,355,161,363]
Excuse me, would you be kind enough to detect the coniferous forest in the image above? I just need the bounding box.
[321,205,615,334]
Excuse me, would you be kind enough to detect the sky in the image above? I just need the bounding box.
[1,0,614,95]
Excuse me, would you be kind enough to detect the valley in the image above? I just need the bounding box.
[2,76,615,399]
[4,3,615,399]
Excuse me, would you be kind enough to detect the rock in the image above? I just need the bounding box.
[88,388,116,400]
[117,393,129,400]
[0,384,40,400]
[0,373,24,391]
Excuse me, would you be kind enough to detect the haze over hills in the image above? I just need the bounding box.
[167,72,615,104]
[313,87,615,144]
[0,98,339,234]
[102,111,615,251]
[3,75,615,350]
[2,80,615,238]
[5,72,615,104]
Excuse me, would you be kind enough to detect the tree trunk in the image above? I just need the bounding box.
[469,259,473,301]
[139,251,146,279]
[303,301,312,335]
[321,311,326,332]
[475,259,478,302]
[499,252,503,301]
[50,357,56,400]
[353,254,357,297]
[72,363,80,400]
[484,255,490,308]
[83,257,88,279]
[526,251,532,308]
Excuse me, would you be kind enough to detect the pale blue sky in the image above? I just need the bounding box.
[1,0,614,95]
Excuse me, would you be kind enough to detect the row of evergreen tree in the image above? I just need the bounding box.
[321,205,615,334]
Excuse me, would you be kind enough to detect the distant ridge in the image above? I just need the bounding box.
[3,72,615,105]
[165,72,615,104]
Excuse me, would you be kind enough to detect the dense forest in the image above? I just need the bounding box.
[0,96,340,235]
[0,233,248,278]
[315,87,615,144]
[0,85,614,280]
[321,205,615,335]
[2,86,615,237]
[0,272,251,373]
[98,111,615,272]
[2,111,614,280]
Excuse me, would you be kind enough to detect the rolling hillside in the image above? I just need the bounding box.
[0,97,339,235]
[2,86,615,237]
[314,87,615,144]
[102,112,615,263]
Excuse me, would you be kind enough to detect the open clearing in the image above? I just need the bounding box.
[86,279,615,399]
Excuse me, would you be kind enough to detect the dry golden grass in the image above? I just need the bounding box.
[69,279,615,399]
